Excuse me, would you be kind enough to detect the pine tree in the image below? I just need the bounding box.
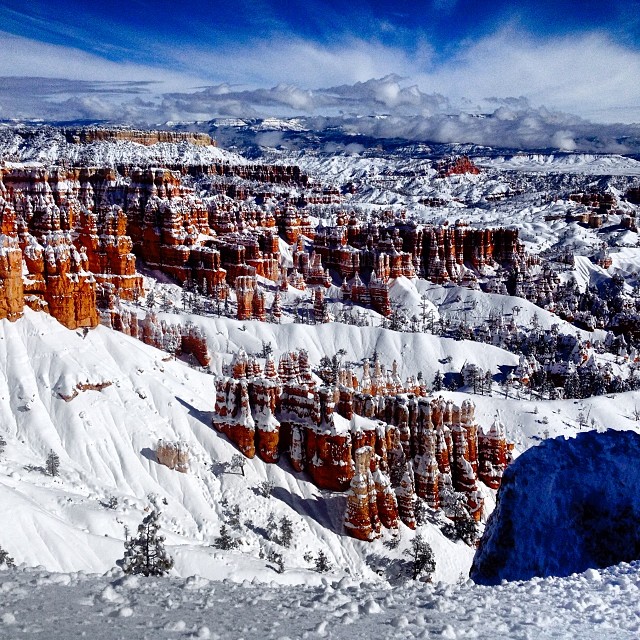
[405,533,436,580]
[0,434,6,456]
[266,512,278,541]
[0,545,15,568]
[279,516,294,548]
[213,524,238,550]
[454,510,479,546]
[314,549,332,573]
[121,507,174,576]
[267,549,284,573]
[432,370,443,392]
[46,450,60,477]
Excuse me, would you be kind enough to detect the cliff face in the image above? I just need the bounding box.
[315,218,524,295]
[0,149,524,329]
[0,165,144,328]
[64,128,215,147]
[213,350,512,541]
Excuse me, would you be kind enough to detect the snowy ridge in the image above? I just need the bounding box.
[0,127,247,166]
[476,153,640,175]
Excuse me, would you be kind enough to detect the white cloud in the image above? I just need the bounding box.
[1,27,640,151]
[3,27,640,123]
[415,29,640,123]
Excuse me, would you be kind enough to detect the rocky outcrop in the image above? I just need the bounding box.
[436,156,481,178]
[103,309,210,366]
[156,439,190,472]
[471,430,640,584]
[344,447,383,541]
[0,198,25,321]
[213,350,512,539]
[64,128,215,147]
[315,218,524,293]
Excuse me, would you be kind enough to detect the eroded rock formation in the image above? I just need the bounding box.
[156,439,190,472]
[213,349,512,540]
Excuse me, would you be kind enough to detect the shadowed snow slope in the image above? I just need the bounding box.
[471,430,640,585]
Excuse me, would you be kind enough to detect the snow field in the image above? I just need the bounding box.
[1,561,640,639]
[0,309,478,583]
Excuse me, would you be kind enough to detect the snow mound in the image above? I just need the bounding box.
[471,430,640,585]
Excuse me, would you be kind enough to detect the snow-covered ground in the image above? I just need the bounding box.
[0,309,479,583]
[2,306,640,584]
[2,562,640,639]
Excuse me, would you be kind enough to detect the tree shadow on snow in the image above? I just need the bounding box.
[271,486,347,535]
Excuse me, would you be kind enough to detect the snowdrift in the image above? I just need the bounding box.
[471,429,640,584]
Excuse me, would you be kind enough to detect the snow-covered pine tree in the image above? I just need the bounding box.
[213,524,238,550]
[314,550,332,573]
[405,533,436,580]
[0,434,6,456]
[279,516,293,548]
[121,507,174,576]
[46,450,60,477]
[432,370,443,392]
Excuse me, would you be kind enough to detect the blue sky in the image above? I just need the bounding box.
[1,0,638,61]
[1,0,640,136]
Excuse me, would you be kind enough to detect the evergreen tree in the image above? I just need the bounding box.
[181,286,190,312]
[266,512,277,540]
[279,516,294,548]
[483,371,493,396]
[0,434,6,456]
[213,524,238,550]
[314,549,332,573]
[226,504,242,529]
[46,450,60,477]
[453,511,479,546]
[405,533,436,580]
[0,545,15,568]
[441,493,479,546]
[121,507,174,576]
[432,370,443,392]
[160,293,172,313]
[267,549,284,573]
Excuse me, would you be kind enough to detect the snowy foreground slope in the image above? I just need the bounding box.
[0,308,481,583]
[1,562,640,640]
